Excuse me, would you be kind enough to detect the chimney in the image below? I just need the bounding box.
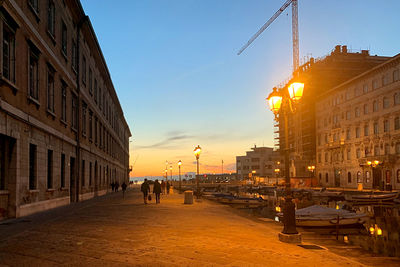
[342,45,347,53]
[334,45,341,53]
[361,50,369,56]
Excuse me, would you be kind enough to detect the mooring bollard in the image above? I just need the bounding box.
[184,190,193,204]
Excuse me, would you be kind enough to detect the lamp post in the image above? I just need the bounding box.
[165,160,168,183]
[307,165,315,177]
[194,145,201,198]
[178,160,182,193]
[170,165,172,182]
[267,82,304,237]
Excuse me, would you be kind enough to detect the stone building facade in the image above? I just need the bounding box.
[276,46,389,178]
[0,0,131,220]
[316,53,400,190]
[236,146,280,180]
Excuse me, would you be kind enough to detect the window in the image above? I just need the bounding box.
[71,94,78,130]
[373,122,379,135]
[61,21,67,56]
[61,153,65,188]
[72,40,77,72]
[372,79,378,90]
[355,107,360,117]
[29,143,37,190]
[396,143,400,154]
[28,43,40,100]
[346,129,350,140]
[82,103,87,136]
[82,56,86,84]
[395,93,400,105]
[89,68,92,95]
[374,145,380,156]
[94,79,98,103]
[29,0,39,13]
[373,100,378,112]
[2,21,16,83]
[99,87,102,109]
[357,171,362,183]
[61,82,67,122]
[363,84,368,94]
[347,149,351,160]
[318,153,321,163]
[382,74,389,86]
[364,125,369,136]
[397,170,400,183]
[363,104,369,115]
[47,0,55,37]
[356,148,361,159]
[384,120,389,132]
[395,117,400,130]
[89,110,93,141]
[347,172,351,184]
[325,173,328,183]
[394,69,399,82]
[81,160,85,187]
[356,127,360,138]
[385,144,390,155]
[89,162,92,186]
[47,66,55,113]
[324,153,328,163]
[95,117,98,144]
[346,111,351,120]
[47,150,53,189]
[383,97,390,109]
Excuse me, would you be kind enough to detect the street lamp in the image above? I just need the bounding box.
[165,160,169,182]
[170,165,172,183]
[267,82,304,238]
[178,160,182,193]
[307,165,315,177]
[194,145,202,198]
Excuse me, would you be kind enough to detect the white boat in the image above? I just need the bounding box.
[278,205,368,227]
[345,192,399,202]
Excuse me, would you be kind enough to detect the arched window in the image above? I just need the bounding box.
[347,172,352,183]
[365,171,370,183]
[357,171,362,183]
[325,173,329,183]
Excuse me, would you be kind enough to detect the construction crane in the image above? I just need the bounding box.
[237,0,299,72]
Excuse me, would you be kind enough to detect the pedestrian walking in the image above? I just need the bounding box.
[121,181,127,198]
[166,181,170,194]
[115,181,119,192]
[110,182,115,192]
[161,180,166,194]
[153,179,161,204]
[141,179,150,204]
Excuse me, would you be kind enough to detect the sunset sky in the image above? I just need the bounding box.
[80,0,400,178]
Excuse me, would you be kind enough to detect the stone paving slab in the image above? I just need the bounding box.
[0,187,397,266]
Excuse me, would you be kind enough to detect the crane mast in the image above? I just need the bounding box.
[238,0,299,72]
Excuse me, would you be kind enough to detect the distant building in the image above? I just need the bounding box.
[276,45,390,178]
[236,146,280,180]
[316,53,400,190]
[0,0,131,220]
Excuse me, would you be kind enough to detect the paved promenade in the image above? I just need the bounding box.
[0,187,398,266]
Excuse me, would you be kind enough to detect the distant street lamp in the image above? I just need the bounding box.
[178,160,182,193]
[194,145,202,198]
[165,169,168,183]
[307,165,315,177]
[267,82,304,237]
[170,165,172,183]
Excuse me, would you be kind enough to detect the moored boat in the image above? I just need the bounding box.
[278,205,368,227]
[345,192,399,202]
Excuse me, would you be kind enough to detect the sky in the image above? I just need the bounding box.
[80,0,400,178]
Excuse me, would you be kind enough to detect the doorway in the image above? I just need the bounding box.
[372,168,382,189]
[70,157,76,201]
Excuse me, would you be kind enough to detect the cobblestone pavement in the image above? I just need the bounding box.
[0,187,398,266]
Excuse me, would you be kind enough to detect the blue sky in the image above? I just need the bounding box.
[80,0,400,177]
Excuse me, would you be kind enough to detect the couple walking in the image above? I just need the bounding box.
[141,179,162,204]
